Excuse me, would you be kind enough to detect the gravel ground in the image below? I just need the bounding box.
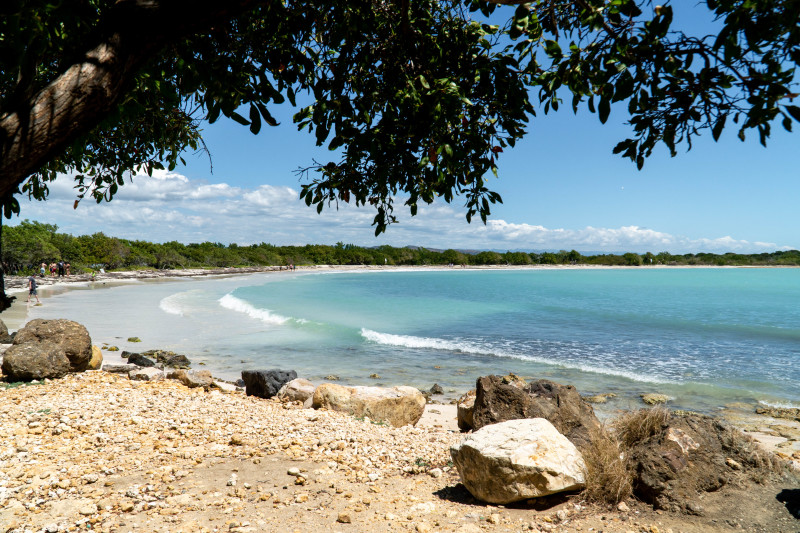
[1,371,798,533]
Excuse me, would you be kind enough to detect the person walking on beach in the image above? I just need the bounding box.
[27,275,40,304]
[40,262,46,277]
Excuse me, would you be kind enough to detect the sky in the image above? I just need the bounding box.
[12,9,800,254]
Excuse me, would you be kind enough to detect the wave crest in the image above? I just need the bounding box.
[219,294,289,325]
[360,328,671,384]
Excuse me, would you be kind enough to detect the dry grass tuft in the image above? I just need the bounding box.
[723,425,786,475]
[614,406,671,448]
[582,425,633,504]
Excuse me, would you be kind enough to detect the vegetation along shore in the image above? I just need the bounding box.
[4,221,800,278]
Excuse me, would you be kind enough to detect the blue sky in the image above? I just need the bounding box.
[13,7,800,254]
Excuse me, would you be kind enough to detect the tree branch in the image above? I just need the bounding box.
[0,0,261,200]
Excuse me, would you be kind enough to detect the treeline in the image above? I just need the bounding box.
[2,220,800,274]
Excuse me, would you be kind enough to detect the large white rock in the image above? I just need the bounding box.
[450,418,587,504]
[312,383,425,427]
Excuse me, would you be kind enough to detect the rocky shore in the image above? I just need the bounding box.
[1,270,799,532]
[1,369,798,533]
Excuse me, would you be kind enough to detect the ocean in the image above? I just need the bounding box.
[22,267,800,414]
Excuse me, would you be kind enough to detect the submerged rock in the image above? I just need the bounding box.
[584,392,617,404]
[641,393,670,406]
[143,349,191,369]
[450,418,587,504]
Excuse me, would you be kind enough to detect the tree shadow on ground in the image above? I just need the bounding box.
[776,488,800,519]
[433,483,576,511]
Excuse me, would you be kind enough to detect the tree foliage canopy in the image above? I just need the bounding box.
[0,0,798,233]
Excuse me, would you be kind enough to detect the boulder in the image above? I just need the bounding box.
[626,412,781,512]
[0,319,13,343]
[277,378,315,403]
[170,369,214,389]
[87,346,103,370]
[1,341,70,381]
[450,418,587,504]
[241,369,297,399]
[2,319,92,381]
[124,352,156,367]
[129,367,163,381]
[312,383,425,427]
[470,376,601,452]
[457,389,476,431]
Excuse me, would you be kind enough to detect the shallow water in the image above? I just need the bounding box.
[22,268,800,414]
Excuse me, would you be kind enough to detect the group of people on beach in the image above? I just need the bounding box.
[40,261,70,277]
[28,260,71,304]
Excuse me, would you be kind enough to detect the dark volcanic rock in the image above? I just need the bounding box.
[143,349,191,369]
[241,369,297,399]
[125,353,156,367]
[2,319,92,381]
[627,412,784,513]
[471,375,601,452]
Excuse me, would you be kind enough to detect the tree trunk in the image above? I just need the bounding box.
[0,216,13,313]
[0,0,261,199]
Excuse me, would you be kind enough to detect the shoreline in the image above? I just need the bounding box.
[4,261,796,326]
[2,265,799,459]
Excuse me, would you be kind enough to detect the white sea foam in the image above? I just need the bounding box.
[360,328,672,384]
[757,400,800,409]
[218,293,289,325]
[360,329,486,353]
[159,293,187,316]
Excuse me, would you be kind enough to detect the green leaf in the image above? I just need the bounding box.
[230,111,250,127]
[786,105,800,123]
[598,98,610,124]
[543,40,562,58]
[257,103,279,127]
[712,114,726,141]
[249,104,261,134]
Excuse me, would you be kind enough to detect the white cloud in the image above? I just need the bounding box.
[13,171,790,254]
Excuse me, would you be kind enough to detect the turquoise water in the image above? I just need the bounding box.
[23,268,800,414]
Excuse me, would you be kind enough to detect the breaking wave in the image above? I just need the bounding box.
[359,328,672,384]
